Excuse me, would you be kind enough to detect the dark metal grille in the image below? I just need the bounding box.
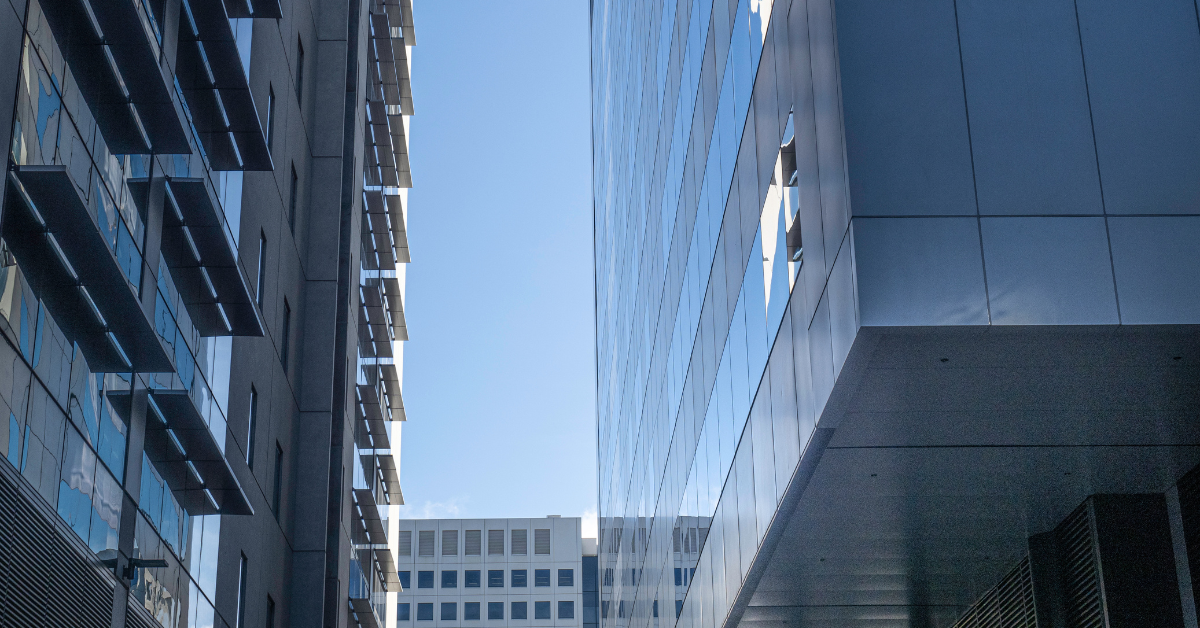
[0,461,117,627]
[953,557,1038,628]
[1056,502,1106,628]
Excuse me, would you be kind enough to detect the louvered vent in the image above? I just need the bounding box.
[0,462,117,627]
[952,557,1037,628]
[465,529,482,555]
[512,529,528,555]
[1176,464,1200,613]
[488,529,505,555]
[442,529,458,556]
[397,530,413,556]
[1056,502,1105,628]
[418,530,435,556]
[535,529,551,555]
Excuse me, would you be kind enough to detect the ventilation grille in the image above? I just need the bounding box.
[488,529,505,555]
[512,529,528,555]
[1056,502,1105,628]
[465,530,482,555]
[0,461,117,627]
[952,557,1037,628]
[418,530,434,556]
[1177,463,1200,613]
[535,528,551,555]
[396,530,412,556]
[442,529,458,556]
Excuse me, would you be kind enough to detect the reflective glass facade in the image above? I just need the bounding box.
[594,1,1200,627]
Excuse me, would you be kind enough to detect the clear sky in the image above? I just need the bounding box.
[398,1,596,536]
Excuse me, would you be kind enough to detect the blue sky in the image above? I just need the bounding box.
[398,2,596,534]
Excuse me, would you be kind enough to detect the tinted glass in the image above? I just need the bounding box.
[488,570,504,587]
[488,602,504,620]
[397,603,410,621]
[559,601,575,619]
[534,601,551,619]
[465,570,480,587]
[511,569,527,587]
[464,602,480,620]
[398,571,410,589]
[442,570,457,588]
[441,603,456,621]
[417,603,433,621]
[558,568,574,586]
[417,571,433,588]
[534,569,550,587]
[511,602,527,620]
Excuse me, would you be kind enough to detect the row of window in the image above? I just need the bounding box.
[401,569,574,590]
[398,601,575,621]
[399,529,554,557]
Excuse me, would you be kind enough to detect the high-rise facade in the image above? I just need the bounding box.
[0,0,412,626]
[389,518,584,628]
[592,1,1200,628]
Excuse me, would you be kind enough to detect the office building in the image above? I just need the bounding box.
[592,1,1200,627]
[0,0,412,626]
[390,517,584,628]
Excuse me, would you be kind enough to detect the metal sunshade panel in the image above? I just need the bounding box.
[33,0,194,154]
[348,597,383,628]
[107,388,253,516]
[3,168,175,373]
[221,0,282,19]
[175,0,273,171]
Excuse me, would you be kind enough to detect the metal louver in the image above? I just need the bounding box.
[512,529,528,555]
[466,530,482,556]
[489,529,505,555]
[535,528,552,555]
[397,530,413,556]
[418,530,435,556]
[952,557,1038,628]
[1056,502,1106,628]
[442,529,459,556]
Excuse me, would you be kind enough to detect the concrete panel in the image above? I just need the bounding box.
[1109,217,1200,324]
[854,217,989,326]
[835,0,976,217]
[1076,0,1200,214]
[981,216,1119,324]
[957,0,1103,216]
[311,39,347,157]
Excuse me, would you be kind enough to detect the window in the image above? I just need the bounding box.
[674,567,682,587]
[441,603,456,621]
[488,529,504,555]
[256,231,267,307]
[534,569,550,587]
[416,603,433,621]
[288,164,298,232]
[511,569,527,587]
[266,595,276,627]
[534,601,551,620]
[487,570,504,587]
[511,529,528,555]
[442,529,458,555]
[558,601,574,619]
[511,602,527,620]
[464,602,480,620]
[558,569,574,587]
[417,571,433,588]
[603,568,613,587]
[534,528,550,555]
[246,386,258,468]
[397,571,410,590]
[272,443,283,518]
[397,603,410,621]
[280,299,291,369]
[418,530,434,556]
[397,531,412,556]
[675,600,683,618]
[488,602,504,620]
[266,86,275,153]
[441,570,457,588]
[465,529,482,555]
[295,37,304,104]
[235,553,248,628]
[465,570,480,588]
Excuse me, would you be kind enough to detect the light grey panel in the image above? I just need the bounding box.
[957,0,1102,216]
[1076,0,1200,214]
[808,292,835,417]
[826,236,857,377]
[808,0,851,270]
[981,217,1118,324]
[834,0,976,216]
[854,217,989,326]
[1108,217,1200,324]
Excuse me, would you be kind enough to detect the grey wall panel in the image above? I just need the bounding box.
[834,0,975,217]
[809,0,850,269]
[957,0,1102,216]
[981,217,1119,324]
[854,217,989,326]
[826,235,856,377]
[1076,0,1200,214]
[0,0,21,226]
[1108,217,1200,324]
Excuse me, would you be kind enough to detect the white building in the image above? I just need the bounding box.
[390,517,584,628]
